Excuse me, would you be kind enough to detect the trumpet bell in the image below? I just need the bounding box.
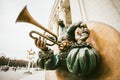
[15,5,58,46]
[16,6,31,23]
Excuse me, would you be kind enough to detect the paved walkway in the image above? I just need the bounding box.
[20,71,45,80]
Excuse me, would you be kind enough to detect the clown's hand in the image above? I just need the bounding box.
[34,37,48,51]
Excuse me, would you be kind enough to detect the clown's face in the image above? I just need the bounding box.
[75,25,90,43]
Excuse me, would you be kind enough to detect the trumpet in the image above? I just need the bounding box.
[15,6,58,46]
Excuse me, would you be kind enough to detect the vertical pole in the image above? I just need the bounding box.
[32,61,34,69]
[27,59,31,72]
[78,0,87,21]
[7,59,10,66]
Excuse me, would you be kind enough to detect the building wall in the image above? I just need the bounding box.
[84,0,120,31]
[69,0,83,23]
[47,1,120,52]
[48,0,120,48]
[48,0,72,37]
[69,0,120,31]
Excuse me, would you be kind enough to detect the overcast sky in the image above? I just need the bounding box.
[0,0,55,61]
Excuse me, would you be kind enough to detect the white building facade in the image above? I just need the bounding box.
[48,0,120,37]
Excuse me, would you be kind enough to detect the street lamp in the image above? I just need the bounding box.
[24,49,35,74]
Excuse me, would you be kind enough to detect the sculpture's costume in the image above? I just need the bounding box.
[37,22,99,76]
